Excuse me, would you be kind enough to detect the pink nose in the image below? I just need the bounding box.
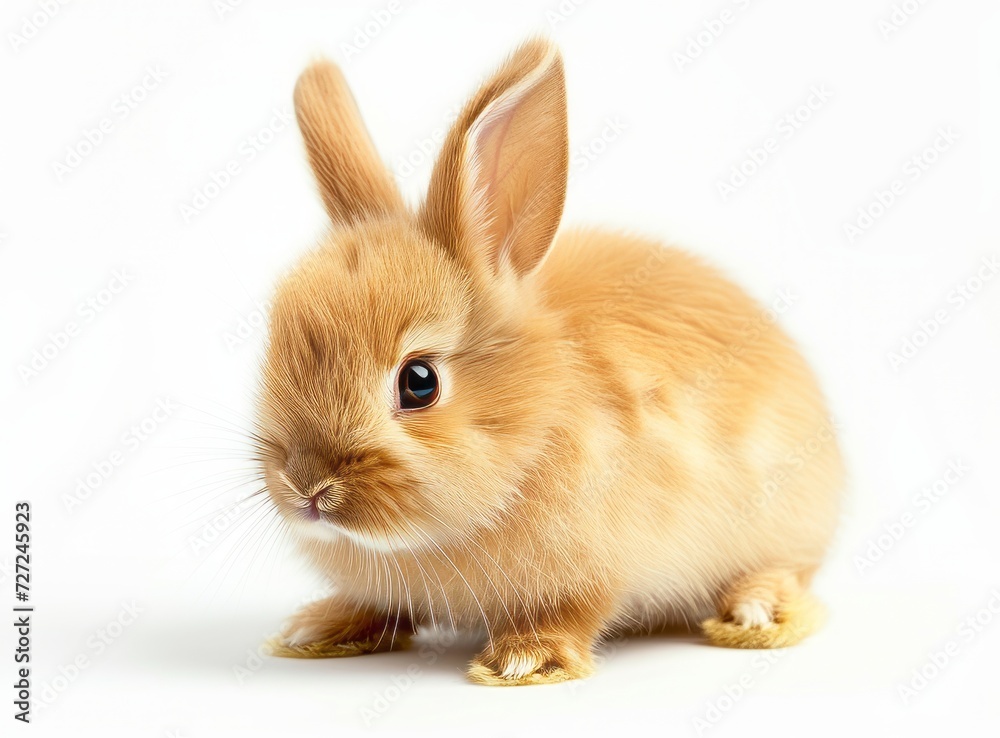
[303,483,339,520]
[305,495,321,521]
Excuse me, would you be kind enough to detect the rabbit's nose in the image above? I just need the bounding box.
[306,480,344,514]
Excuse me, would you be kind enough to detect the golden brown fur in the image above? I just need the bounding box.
[256,39,843,685]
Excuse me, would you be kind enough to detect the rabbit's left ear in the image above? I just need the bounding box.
[421,39,569,278]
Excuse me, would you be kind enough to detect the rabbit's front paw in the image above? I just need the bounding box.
[268,596,411,658]
[467,632,594,686]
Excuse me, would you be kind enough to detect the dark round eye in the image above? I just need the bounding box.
[397,358,439,411]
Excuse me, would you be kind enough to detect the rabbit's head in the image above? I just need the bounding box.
[258,39,570,551]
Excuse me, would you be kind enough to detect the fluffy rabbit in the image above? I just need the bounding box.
[258,38,843,685]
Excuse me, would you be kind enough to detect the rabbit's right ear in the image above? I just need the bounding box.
[421,39,568,279]
[294,60,404,226]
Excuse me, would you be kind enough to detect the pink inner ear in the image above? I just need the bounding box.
[472,100,519,195]
[465,90,533,259]
[442,42,566,278]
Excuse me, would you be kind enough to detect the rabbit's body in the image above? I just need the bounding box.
[260,40,842,684]
[288,228,840,634]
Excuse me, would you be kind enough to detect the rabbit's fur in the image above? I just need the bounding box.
[258,39,843,685]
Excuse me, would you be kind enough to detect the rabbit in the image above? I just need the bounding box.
[256,37,843,686]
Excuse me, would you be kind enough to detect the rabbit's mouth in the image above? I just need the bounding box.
[276,468,432,553]
[290,512,424,554]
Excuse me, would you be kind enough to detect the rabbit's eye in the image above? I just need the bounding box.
[397,358,439,411]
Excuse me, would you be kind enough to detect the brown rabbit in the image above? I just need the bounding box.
[257,38,843,685]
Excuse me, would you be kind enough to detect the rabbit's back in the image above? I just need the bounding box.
[533,229,843,626]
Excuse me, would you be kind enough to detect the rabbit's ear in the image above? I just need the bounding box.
[421,39,568,278]
[294,60,404,226]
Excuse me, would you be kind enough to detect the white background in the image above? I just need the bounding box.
[2,0,998,736]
